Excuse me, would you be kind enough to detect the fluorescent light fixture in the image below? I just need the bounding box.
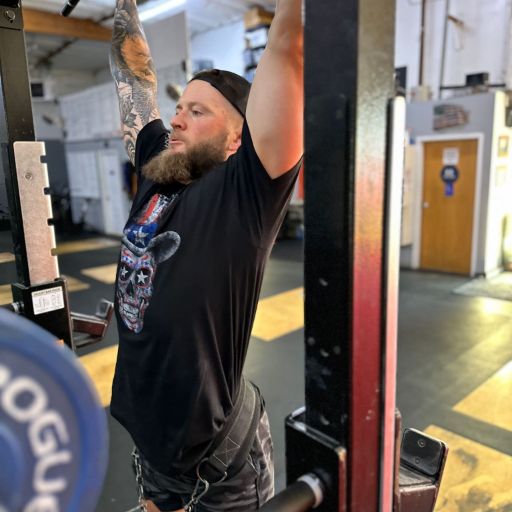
[139,0,186,22]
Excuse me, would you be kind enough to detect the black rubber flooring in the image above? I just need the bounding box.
[1,232,511,511]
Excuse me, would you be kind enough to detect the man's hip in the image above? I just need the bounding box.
[133,407,274,511]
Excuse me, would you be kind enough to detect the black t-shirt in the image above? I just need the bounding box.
[111,118,299,476]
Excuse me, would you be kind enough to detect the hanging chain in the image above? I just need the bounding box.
[183,459,228,511]
[183,475,209,512]
[131,451,228,512]
[132,448,148,512]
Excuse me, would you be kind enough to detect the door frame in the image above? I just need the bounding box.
[412,133,485,276]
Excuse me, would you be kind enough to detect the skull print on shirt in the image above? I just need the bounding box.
[117,193,181,333]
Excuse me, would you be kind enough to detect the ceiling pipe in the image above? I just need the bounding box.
[419,0,426,85]
[439,0,450,99]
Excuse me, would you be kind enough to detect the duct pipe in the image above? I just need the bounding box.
[439,0,450,99]
[419,0,426,85]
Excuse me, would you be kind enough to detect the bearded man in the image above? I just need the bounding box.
[109,1,303,510]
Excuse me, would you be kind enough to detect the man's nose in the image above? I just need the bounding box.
[171,111,186,131]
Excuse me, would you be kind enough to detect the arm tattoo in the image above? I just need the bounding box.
[110,0,159,164]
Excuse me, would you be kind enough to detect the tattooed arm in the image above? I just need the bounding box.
[110,0,160,164]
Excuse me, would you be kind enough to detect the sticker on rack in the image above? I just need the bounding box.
[31,286,65,315]
[440,165,459,197]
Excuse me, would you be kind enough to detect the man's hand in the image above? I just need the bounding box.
[110,0,160,164]
[245,0,304,179]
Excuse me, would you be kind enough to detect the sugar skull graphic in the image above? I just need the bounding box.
[117,231,181,333]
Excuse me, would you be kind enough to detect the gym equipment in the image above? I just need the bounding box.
[262,0,449,510]
[0,308,108,511]
[61,0,80,17]
[0,0,113,512]
[0,5,112,508]
[0,0,113,350]
[0,0,449,508]
[259,474,323,512]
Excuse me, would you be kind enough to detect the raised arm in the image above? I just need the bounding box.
[110,0,160,164]
[245,0,304,179]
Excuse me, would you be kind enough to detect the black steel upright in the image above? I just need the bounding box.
[300,0,396,510]
[0,0,74,347]
[0,0,35,285]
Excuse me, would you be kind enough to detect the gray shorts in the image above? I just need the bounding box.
[133,409,275,511]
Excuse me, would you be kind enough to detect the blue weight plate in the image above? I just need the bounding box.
[0,309,108,512]
[0,422,27,510]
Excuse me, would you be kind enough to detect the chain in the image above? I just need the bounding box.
[183,459,228,511]
[130,451,228,512]
[183,476,209,512]
[131,447,148,512]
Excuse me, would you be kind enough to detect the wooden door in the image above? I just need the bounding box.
[420,139,478,274]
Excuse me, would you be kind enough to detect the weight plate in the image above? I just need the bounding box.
[0,309,108,511]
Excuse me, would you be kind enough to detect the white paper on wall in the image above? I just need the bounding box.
[401,145,417,246]
[443,147,460,166]
[60,83,121,141]
[97,150,129,235]
[66,151,100,198]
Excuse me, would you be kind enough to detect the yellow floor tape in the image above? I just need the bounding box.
[453,360,512,433]
[425,425,512,511]
[81,263,118,284]
[55,237,119,255]
[79,344,118,408]
[252,287,304,341]
[0,252,14,264]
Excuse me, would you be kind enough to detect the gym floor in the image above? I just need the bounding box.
[1,232,511,511]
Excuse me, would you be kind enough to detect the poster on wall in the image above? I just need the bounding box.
[433,104,469,130]
[495,165,508,188]
[498,135,509,157]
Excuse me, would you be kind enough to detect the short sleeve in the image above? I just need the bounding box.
[224,120,302,247]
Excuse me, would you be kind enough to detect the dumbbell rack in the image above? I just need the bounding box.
[0,0,112,350]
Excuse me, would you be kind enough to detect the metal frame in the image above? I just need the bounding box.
[381,97,406,510]
[0,0,113,349]
[302,0,397,509]
[0,0,35,285]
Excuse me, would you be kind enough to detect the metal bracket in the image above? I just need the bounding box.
[398,428,449,512]
[72,299,114,349]
[285,407,347,512]
[13,141,59,286]
[0,3,22,30]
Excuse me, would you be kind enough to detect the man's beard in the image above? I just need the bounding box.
[142,132,228,185]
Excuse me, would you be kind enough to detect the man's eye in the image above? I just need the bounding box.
[191,110,203,116]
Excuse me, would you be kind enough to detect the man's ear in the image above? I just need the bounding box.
[227,128,242,154]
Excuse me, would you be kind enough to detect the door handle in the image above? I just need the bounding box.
[423,202,430,208]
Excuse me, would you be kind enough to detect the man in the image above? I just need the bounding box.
[109,0,303,510]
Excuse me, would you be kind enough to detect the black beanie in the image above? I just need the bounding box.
[190,69,251,118]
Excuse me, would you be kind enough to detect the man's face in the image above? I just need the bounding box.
[168,80,237,157]
[141,80,242,185]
